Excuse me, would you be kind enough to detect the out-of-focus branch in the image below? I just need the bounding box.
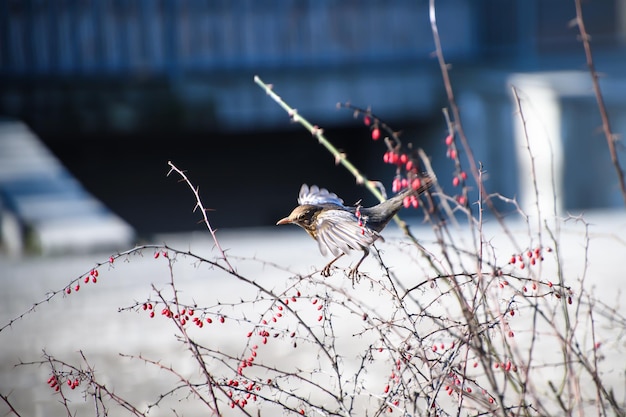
[572,0,626,206]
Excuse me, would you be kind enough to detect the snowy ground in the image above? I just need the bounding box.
[1,209,625,416]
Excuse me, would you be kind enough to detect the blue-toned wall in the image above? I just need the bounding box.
[0,0,625,233]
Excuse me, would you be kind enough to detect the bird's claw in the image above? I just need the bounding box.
[321,264,332,277]
[348,267,361,284]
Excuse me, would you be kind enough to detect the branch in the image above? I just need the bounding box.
[572,0,626,205]
[167,161,236,273]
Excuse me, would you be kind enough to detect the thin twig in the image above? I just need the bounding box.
[572,0,626,205]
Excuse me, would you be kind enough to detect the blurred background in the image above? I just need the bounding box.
[1,0,625,255]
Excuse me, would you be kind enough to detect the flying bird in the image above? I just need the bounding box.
[276,177,433,279]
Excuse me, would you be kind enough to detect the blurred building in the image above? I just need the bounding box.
[0,0,625,240]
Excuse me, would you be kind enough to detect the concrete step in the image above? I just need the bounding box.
[0,119,135,256]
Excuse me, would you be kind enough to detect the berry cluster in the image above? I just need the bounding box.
[509,246,550,270]
[224,377,262,409]
[443,133,469,206]
[46,374,81,392]
[355,108,430,210]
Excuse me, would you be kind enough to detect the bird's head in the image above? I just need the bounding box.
[276,205,320,234]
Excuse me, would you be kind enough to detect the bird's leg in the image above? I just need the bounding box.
[321,254,344,277]
[348,249,370,283]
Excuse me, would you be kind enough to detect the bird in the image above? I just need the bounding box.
[276,176,433,280]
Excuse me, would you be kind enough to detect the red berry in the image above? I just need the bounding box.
[411,178,421,190]
[149,311,155,318]
[410,195,419,208]
[364,116,371,126]
[74,284,80,291]
[405,160,414,171]
[154,251,160,259]
[403,196,411,209]
[371,128,380,141]
[452,176,460,187]
[460,171,468,180]
[392,178,401,193]
[399,154,408,164]
[445,134,454,146]
[449,149,457,159]
[65,287,71,294]
[109,256,115,263]
[220,316,225,323]
[206,317,212,323]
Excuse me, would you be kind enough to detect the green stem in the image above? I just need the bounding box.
[253,75,385,203]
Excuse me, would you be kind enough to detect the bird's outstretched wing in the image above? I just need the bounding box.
[298,184,344,206]
[314,209,382,257]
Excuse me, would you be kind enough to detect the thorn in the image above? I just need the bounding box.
[311,125,324,137]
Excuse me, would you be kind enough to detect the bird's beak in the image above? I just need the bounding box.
[276,216,292,225]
